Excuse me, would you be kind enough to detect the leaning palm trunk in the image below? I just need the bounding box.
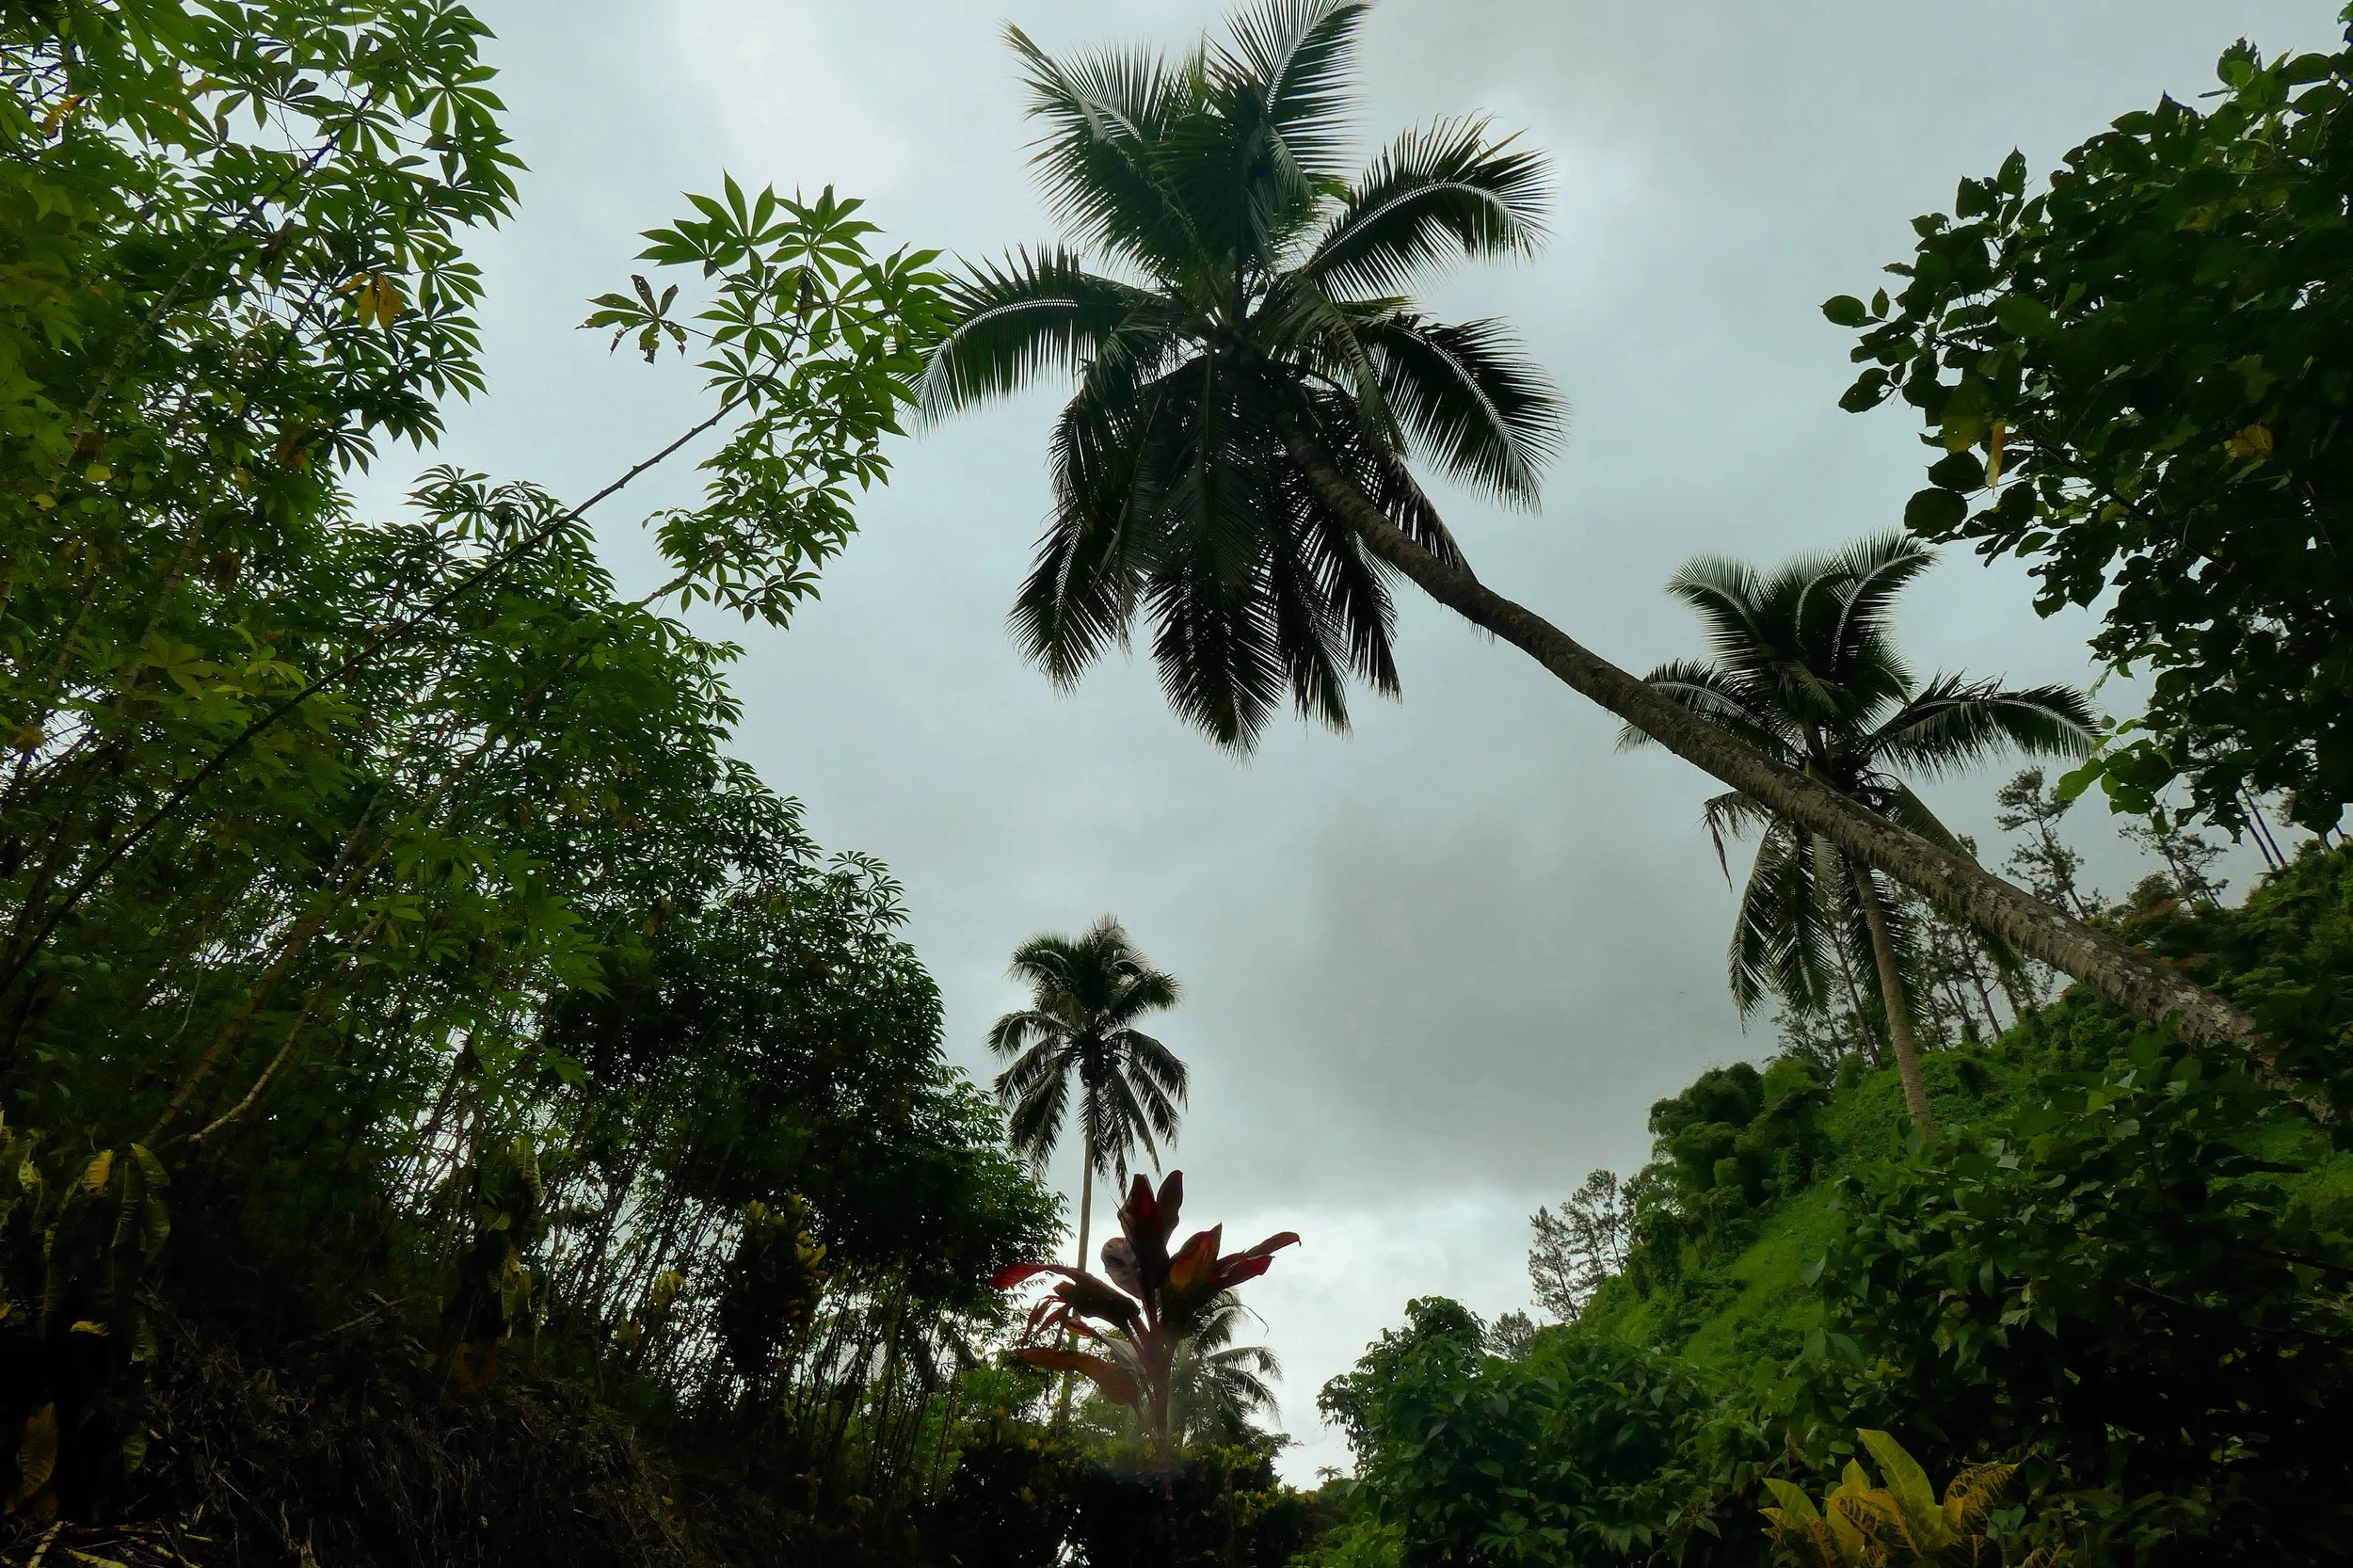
[1289,444,2265,1063]
[939,4,2265,1075]
[1847,856,1933,1129]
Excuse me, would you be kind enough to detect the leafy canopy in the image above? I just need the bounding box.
[1829,14,2353,833]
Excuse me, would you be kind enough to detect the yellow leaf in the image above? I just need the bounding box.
[38,94,83,137]
[70,1320,110,1336]
[340,271,406,328]
[1859,1428,1952,1550]
[82,1149,114,1192]
[1986,422,2007,487]
[2223,423,2275,461]
[8,1403,56,1511]
[32,494,55,510]
[83,463,110,484]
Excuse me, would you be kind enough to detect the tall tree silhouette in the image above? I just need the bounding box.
[923,0,2259,1057]
[1627,535,2093,1128]
[988,917,1188,1293]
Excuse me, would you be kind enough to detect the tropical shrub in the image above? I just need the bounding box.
[1320,1298,1765,1567]
[1800,1036,2353,1564]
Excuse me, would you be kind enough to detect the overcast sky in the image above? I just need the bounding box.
[425,0,2330,1479]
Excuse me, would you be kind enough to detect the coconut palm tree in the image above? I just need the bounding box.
[1171,1291,1283,1447]
[921,0,2259,1058]
[987,917,1189,1294]
[1626,535,2094,1129]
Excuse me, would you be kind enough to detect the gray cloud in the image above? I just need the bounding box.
[428,0,2322,1477]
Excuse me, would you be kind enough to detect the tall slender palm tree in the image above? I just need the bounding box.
[987,916,1189,1289]
[922,0,2259,1057]
[1626,535,2094,1129]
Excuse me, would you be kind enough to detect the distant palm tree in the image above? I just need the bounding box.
[922,0,2253,1052]
[1625,535,2093,1130]
[988,917,1188,1288]
[1170,1291,1283,1448]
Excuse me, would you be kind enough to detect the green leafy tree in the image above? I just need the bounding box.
[1626,535,2093,1128]
[1319,1297,1759,1568]
[1528,1170,1630,1322]
[1829,15,2353,837]
[922,0,2259,1058]
[1995,770,2100,922]
[989,917,1189,1290]
[0,0,1045,1532]
[1802,1037,2353,1565]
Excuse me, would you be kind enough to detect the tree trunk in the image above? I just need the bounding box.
[1963,952,2008,1040]
[1848,859,1934,1130]
[1054,1128,1096,1427]
[1075,1129,1096,1275]
[1831,936,1882,1066]
[1284,442,2268,1065]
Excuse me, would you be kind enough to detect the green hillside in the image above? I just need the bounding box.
[1317,844,2353,1568]
[1582,845,2353,1378]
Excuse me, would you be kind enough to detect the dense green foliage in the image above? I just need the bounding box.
[1321,848,2353,1568]
[0,3,1057,1557]
[1320,1298,1753,1567]
[9,3,2353,1565]
[1831,11,2353,834]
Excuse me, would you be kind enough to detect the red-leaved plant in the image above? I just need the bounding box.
[992,1170,1297,1465]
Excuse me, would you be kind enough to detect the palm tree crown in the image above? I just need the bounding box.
[1626,535,2093,1120]
[988,915,1188,1196]
[923,0,1560,748]
[1170,1290,1283,1447]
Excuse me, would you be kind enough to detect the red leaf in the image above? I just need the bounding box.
[1119,1173,1172,1288]
[995,1263,1144,1325]
[1155,1170,1185,1241]
[1166,1226,1221,1298]
[1213,1232,1300,1289]
[1122,1172,1159,1238]
[1054,1272,1144,1327]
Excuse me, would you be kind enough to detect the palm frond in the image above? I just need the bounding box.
[997,1053,1072,1170]
[986,1008,1065,1062]
[1863,676,2095,778]
[1018,382,1158,686]
[1110,1027,1192,1109]
[1699,788,1775,886]
[1663,556,1771,666]
[1821,533,1935,679]
[1728,821,1834,1017]
[1355,312,1558,503]
[922,248,1169,420]
[1304,117,1547,295]
[1007,24,1206,277]
[1220,0,1367,178]
[1620,658,1793,760]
